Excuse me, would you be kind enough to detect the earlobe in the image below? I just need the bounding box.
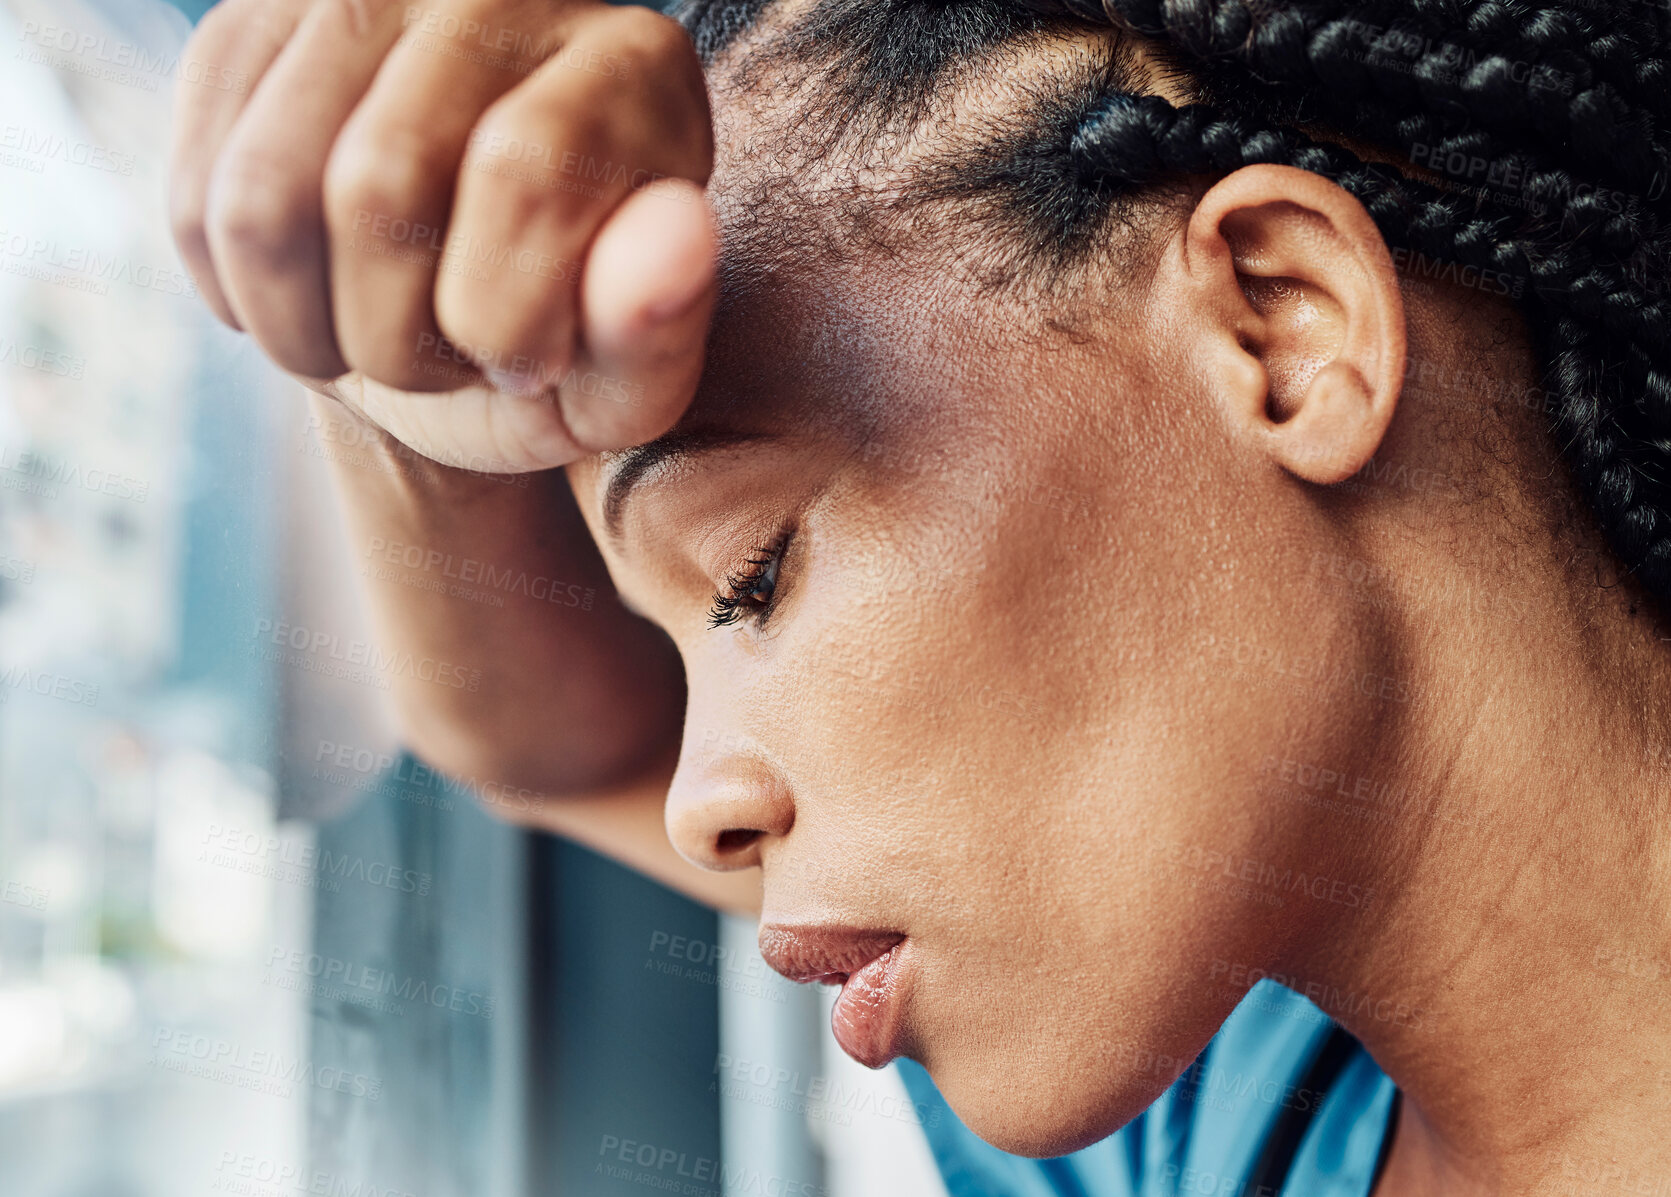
[1182,165,1406,487]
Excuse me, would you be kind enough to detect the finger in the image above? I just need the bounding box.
[559,181,718,454]
[323,0,577,391]
[168,0,310,329]
[204,0,411,379]
[432,4,713,398]
[316,185,716,472]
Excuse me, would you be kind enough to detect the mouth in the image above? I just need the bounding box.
[758,924,912,1069]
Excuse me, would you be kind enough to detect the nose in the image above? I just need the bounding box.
[664,731,795,872]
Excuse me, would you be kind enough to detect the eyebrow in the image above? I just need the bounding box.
[601,428,772,544]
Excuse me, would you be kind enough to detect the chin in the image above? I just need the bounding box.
[925,1053,1166,1159]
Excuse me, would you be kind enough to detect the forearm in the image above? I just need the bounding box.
[308,390,685,794]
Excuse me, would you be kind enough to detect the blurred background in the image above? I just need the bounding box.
[0,0,947,1192]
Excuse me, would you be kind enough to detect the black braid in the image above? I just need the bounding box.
[1059,0,1671,201]
[1048,4,1671,610]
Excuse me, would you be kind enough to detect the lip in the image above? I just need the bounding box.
[758,924,912,1068]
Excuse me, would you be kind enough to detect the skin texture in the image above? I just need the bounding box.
[566,38,1671,1182]
[170,2,1671,1193]
[564,150,1671,1181]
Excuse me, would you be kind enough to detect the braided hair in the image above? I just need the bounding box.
[680,0,1671,612]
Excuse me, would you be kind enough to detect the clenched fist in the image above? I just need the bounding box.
[170,0,717,472]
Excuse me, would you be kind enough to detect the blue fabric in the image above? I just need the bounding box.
[898,981,1398,1197]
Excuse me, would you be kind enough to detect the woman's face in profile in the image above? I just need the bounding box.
[141,0,1671,1181]
[565,163,1399,1156]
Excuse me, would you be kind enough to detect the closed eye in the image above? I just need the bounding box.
[708,530,791,629]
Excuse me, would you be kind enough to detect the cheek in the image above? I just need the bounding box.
[757,488,1088,884]
[743,472,1374,1152]
[751,500,1214,1070]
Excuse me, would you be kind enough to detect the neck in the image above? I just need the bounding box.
[1305,526,1671,1195]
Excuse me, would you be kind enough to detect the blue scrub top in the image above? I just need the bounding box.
[898,980,1400,1197]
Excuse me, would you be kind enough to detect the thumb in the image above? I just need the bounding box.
[559,179,718,453]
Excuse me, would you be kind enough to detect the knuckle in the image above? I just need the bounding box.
[324,124,450,233]
[476,80,551,139]
[554,10,711,174]
[461,123,599,256]
[186,0,294,72]
[168,171,209,257]
[470,98,617,212]
[171,3,268,150]
[340,0,408,21]
[438,255,566,335]
[475,82,604,171]
[594,4,690,65]
[468,165,568,242]
[438,293,564,371]
[433,283,496,346]
[184,0,246,54]
[205,148,318,265]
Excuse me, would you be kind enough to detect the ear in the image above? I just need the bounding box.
[1177,164,1406,485]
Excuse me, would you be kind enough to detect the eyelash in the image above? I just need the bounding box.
[708,531,791,629]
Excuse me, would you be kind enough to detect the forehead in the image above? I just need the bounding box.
[566,233,1026,551]
[563,253,927,520]
[569,0,1129,507]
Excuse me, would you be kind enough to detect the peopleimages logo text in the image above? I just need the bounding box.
[253,618,482,691]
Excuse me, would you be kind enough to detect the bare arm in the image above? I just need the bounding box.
[309,391,762,914]
[172,0,760,913]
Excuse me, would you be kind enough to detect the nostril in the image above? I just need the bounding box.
[715,828,761,854]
